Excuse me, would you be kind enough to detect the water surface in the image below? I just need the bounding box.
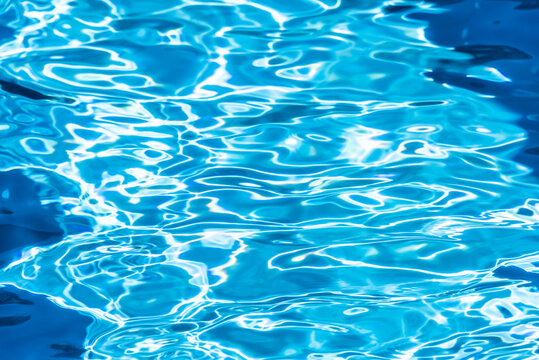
[1,0,539,359]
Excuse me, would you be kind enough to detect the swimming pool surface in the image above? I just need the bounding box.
[0,0,538,359]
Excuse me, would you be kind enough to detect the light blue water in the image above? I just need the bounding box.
[1,0,539,359]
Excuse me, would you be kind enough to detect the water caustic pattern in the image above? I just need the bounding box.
[0,0,539,358]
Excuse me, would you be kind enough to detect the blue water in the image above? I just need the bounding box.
[0,0,538,359]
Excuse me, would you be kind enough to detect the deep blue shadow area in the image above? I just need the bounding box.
[0,170,92,359]
[0,285,92,360]
[404,0,539,175]
[0,79,55,101]
[0,77,75,104]
[0,170,63,266]
[493,265,539,287]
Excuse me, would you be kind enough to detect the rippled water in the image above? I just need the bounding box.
[1,0,539,359]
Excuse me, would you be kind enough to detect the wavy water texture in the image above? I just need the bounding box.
[0,0,539,359]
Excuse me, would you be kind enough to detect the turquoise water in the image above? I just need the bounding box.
[1,0,539,358]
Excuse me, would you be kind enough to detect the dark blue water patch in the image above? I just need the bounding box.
[383,4,417,14]
[452,44,531,63]
[0,285,92,359]
[0,170,63,266]
[0,25,14,42]
[497,0,539,10]
[410,0,539,175]
[0,79,55,101]
[0,78,76,104]
[0,170,92,265]
[0,170,63,265]
[493,265,539,287]
[0,170,94,358]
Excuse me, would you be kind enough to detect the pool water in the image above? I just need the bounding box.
[0,0,538,359]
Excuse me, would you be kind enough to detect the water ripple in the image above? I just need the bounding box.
[1,0,539,358]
